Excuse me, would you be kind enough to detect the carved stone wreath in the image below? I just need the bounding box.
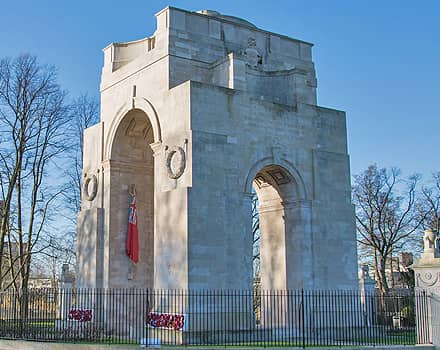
[416,272,440,288]
[166,146,186,179]
[82,174,98,201]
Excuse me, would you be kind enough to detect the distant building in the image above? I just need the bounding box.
[358,252,414,293]
[28,275,55,289]
[387,252,414,290]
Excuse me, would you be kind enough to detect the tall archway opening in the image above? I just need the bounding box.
[252,164,301,291]
[251,164,309,327]
[110,108,155,288]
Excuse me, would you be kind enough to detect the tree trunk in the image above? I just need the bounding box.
[379,256,389,295]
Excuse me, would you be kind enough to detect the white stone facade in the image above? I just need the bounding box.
[77,7,359,292]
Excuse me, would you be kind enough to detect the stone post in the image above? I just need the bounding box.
[359,264,376,327]
[412,229,440,347]
[59,264,73,320]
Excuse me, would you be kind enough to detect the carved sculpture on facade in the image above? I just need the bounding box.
[422,229,440,259]
[82,174,98,201]
[165,146,186,179]
[243,37,262,67]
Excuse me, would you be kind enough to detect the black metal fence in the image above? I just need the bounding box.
[0,288,431,347]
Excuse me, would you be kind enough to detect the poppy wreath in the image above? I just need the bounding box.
[146,312,185,331]
[68,308,93,322]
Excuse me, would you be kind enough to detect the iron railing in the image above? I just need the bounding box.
[0,288,431,347]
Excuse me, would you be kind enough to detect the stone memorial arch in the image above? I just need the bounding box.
[77,6,359,292]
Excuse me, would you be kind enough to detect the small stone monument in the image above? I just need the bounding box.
[412,229,440,346]
[60,264,74,288]
[59,264,74,321]
[359,264,376,326]
[413,230,440,291]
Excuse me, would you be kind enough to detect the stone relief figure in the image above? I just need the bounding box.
[243,37,262,67]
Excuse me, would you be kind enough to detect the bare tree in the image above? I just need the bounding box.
[0,55,69,302]
[419,172,440,232]
[352,165,425,294]
[66,94,99,214]
[46,94,99,273]
[25,94,99,281]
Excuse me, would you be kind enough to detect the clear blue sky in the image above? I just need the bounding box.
[1,0,439,178]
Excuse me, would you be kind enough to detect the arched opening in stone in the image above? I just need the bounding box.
[252,164,300,291]
[110,108,155,288]
[251,164,302,326]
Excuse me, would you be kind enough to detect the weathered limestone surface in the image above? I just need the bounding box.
[77,7,359,292]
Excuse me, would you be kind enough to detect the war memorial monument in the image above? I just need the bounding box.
[2,6,440,349]
[67,6,437,347]
[76,6,358,294]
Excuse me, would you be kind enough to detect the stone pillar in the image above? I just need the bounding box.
[59,264,73,321]
[359,264,376,327]
[412,230,440,347]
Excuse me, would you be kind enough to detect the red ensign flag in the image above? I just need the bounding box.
[126,194,139,263]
